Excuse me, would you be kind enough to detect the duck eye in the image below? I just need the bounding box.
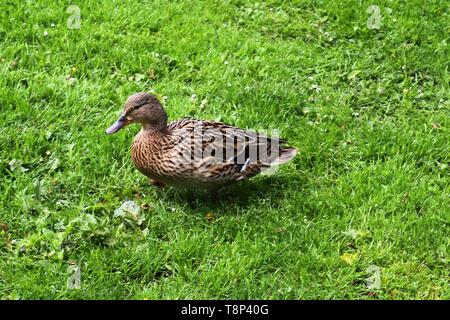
[134,102,146,110]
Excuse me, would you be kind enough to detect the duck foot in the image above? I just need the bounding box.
[149,178,166,188]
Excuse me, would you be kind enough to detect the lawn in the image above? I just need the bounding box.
[0,0,448,299]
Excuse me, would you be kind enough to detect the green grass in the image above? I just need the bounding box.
[0,0,449,299]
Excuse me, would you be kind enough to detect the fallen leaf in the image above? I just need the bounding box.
[8,159,28,172]
[114,200,143,225]
[65,75,76,86]
[343,228,370,240]
[340,252,358,265]
[199,99,208,109]
[9,60,17,70]
[205,212,215,222]
[49,157,60,171]
[432,122,440,129]
[134,73,145,82]
[140,203,151,210]
[347,69,361,80]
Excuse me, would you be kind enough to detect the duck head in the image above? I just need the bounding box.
[106,92,168,134]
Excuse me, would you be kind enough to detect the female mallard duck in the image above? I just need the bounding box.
[106,92,297,188]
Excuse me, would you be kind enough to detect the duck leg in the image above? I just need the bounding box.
[149,178,166,188]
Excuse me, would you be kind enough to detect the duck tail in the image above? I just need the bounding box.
[274,147,298,165]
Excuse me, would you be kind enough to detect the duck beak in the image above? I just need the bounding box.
[106,115,127,135]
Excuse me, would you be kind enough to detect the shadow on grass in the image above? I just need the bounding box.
[154,174,307,214]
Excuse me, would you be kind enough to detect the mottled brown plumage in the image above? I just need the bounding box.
[106,92,297,188]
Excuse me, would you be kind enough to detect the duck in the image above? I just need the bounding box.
[106,92,297,188]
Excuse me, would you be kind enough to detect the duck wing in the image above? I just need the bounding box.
[167,119,297,183]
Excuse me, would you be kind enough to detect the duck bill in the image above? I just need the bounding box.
[106,115,128,135]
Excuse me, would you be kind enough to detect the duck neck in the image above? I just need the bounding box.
[140,103,169,134]
[141,122,169,135]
